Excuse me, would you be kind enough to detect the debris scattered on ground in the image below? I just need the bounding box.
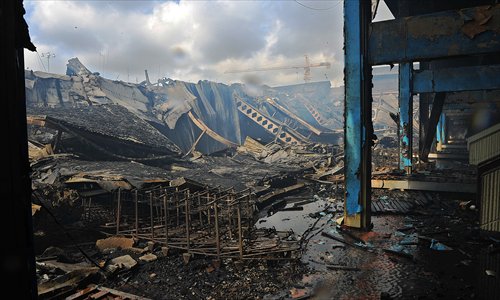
[105,255,137,273]
[27,58,498,300]
[139,254,158,263]
[96,236,134,252]
[429,239,453,251]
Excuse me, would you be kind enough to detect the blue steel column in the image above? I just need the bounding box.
[436,113,446,150]
[398,63,413,174]
[343,0,372,229]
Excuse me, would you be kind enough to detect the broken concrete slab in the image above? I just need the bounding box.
[96,236,134,251]
[139,253,158,263]
[105,255,137,273]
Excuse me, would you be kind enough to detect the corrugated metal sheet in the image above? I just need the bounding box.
[478,248,500,300]
[468,123,500,165]
[480,167,500,232]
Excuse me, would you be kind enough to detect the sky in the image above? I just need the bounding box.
[23,0,393,87]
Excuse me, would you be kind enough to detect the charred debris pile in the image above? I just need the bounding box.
[27,61,349,251]
[26,58,355,298]
[27,58,348,209]
[30,59,467,300]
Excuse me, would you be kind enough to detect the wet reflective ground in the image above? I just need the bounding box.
[257,191,500,299]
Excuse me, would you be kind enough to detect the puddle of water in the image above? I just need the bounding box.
[257,198,500,299]
[255,198,332,234]
[256,197,347,273]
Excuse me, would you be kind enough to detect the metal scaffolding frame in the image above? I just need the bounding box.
[108,186,300,260]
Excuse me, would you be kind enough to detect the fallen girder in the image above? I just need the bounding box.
[234,96,305,145]
[187,111,239,149]
[303,102,328,127]
[265,97,323,136]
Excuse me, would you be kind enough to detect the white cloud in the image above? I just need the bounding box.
[24,0,345,86]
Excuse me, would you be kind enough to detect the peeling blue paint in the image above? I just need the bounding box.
[436,113,446,145]
[344,0,364,216]
[369,5,500,65]
[413,65,500,93]
[399,62,413,170]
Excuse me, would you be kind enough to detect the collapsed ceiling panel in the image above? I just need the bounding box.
[25,58,345,157]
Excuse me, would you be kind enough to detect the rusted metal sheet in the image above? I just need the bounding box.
[467,123,500,165]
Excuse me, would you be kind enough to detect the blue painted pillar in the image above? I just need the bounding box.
[398,63,413,174]
[436,113,446,150]
[343,0,372,229]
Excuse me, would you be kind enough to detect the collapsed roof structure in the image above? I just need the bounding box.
[25,58,347,158]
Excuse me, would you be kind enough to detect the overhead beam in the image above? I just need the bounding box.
[343,0,372,229]
[419,97,430,158]
[445,90,500,104]
[372,179,476,194]
[420,93,446,162]
[418,63,430,158]
[413,65,500,93]
[369,4,500,65]
[398,63,413,174]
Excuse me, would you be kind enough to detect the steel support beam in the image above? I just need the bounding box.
[436,113,447,150]
[419,62,431,159]
[343,0,372,229]
[369,4,500,65]
[398,63,413,174]
[445,90,500,104]
[420,93,446,162]
[372,179,475,194]
[413,65,500,93]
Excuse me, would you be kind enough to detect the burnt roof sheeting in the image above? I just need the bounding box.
[168,153,302,191]
[27,105,181,154]
[32,152,301,192]
[157,80,247,154]
[186,81,244,147]
[33,156,174,189]
[25,58,351,156]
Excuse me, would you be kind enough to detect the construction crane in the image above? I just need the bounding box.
[225,55,331,83]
